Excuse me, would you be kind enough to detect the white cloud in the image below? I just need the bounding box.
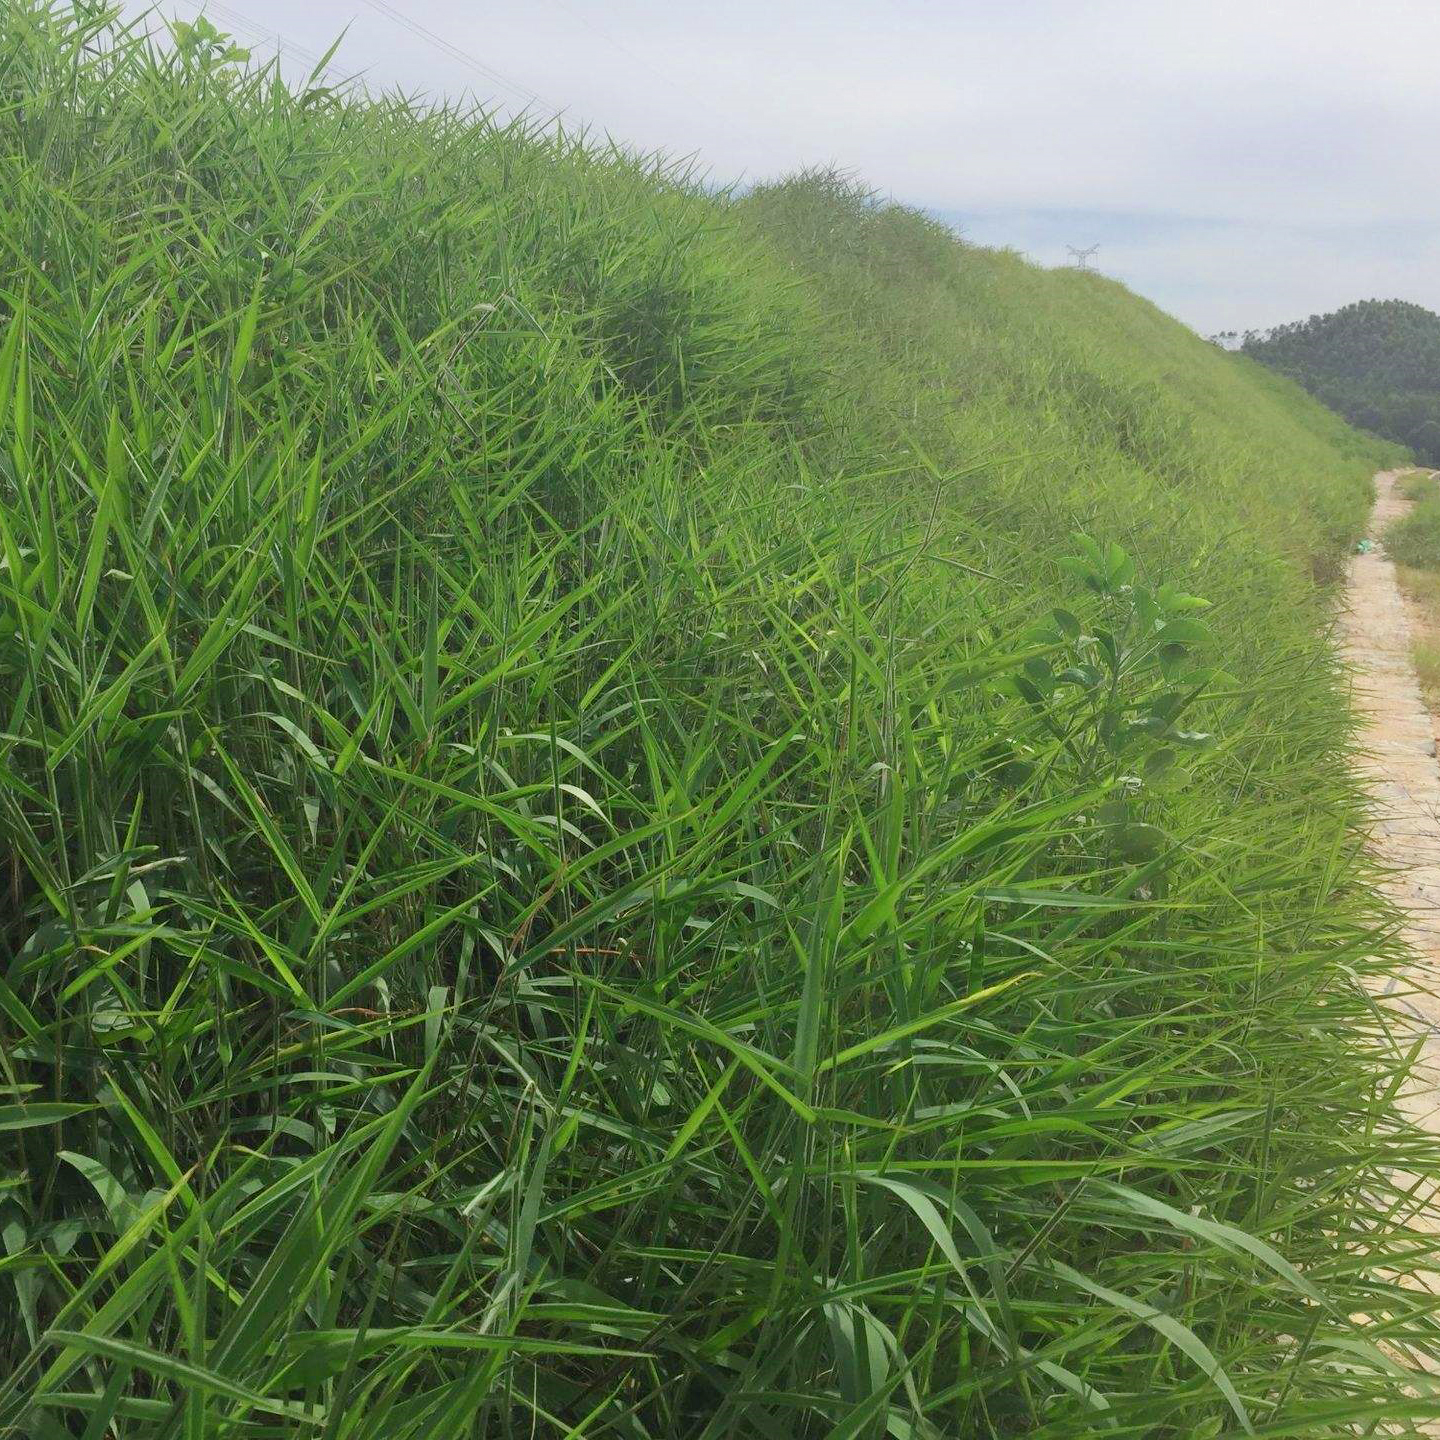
[115,0,1440,330]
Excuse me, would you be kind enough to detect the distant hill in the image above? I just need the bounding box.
[1238,299,1440,463]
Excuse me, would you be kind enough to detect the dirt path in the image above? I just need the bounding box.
[1341,469,1440,1121]
[1341,469,1440,1432]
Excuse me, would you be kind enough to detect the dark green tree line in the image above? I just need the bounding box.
[1241,299,1440,463]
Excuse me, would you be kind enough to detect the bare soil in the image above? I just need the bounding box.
[1341,470,1440,1430]
[1341,469,1440,1118]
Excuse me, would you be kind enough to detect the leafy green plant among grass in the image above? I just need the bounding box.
[0,5,1437,1437]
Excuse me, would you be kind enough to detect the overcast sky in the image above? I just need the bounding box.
[117,0,1440,335]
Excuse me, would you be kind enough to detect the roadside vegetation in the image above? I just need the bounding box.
[1383,470,1440,703]
[1389,480,1440,570]
[1401,471,1440,503]
[1395,563,1440,706]
[1,5,1437,1436]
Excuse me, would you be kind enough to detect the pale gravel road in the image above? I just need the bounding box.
[1339,468,1440,1431]
[1341,471,1440,1110]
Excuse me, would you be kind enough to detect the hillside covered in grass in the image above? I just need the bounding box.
[1243,298,1440,463]
[2,5,1437,1436]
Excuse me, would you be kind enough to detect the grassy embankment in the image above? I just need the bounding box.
[2,5,1437,1436]
[1385,471,1440,701]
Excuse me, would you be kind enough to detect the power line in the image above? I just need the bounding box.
[155,0,354,82]
[357,0,550,113]
[540,0,730,165]
[151,0,550,114]
[357,0,727,169]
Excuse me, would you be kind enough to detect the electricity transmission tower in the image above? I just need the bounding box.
[1067,244,1100,270]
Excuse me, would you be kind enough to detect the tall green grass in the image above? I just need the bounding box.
[1399,470,1439,503]
[1,6,1436,1436]
[1389,487,1440,569]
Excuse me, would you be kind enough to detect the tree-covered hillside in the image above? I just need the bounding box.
[1240,298,1440,462]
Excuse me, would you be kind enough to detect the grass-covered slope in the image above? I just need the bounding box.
[1243,298,1440,463]
[1,7,1436,1437]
